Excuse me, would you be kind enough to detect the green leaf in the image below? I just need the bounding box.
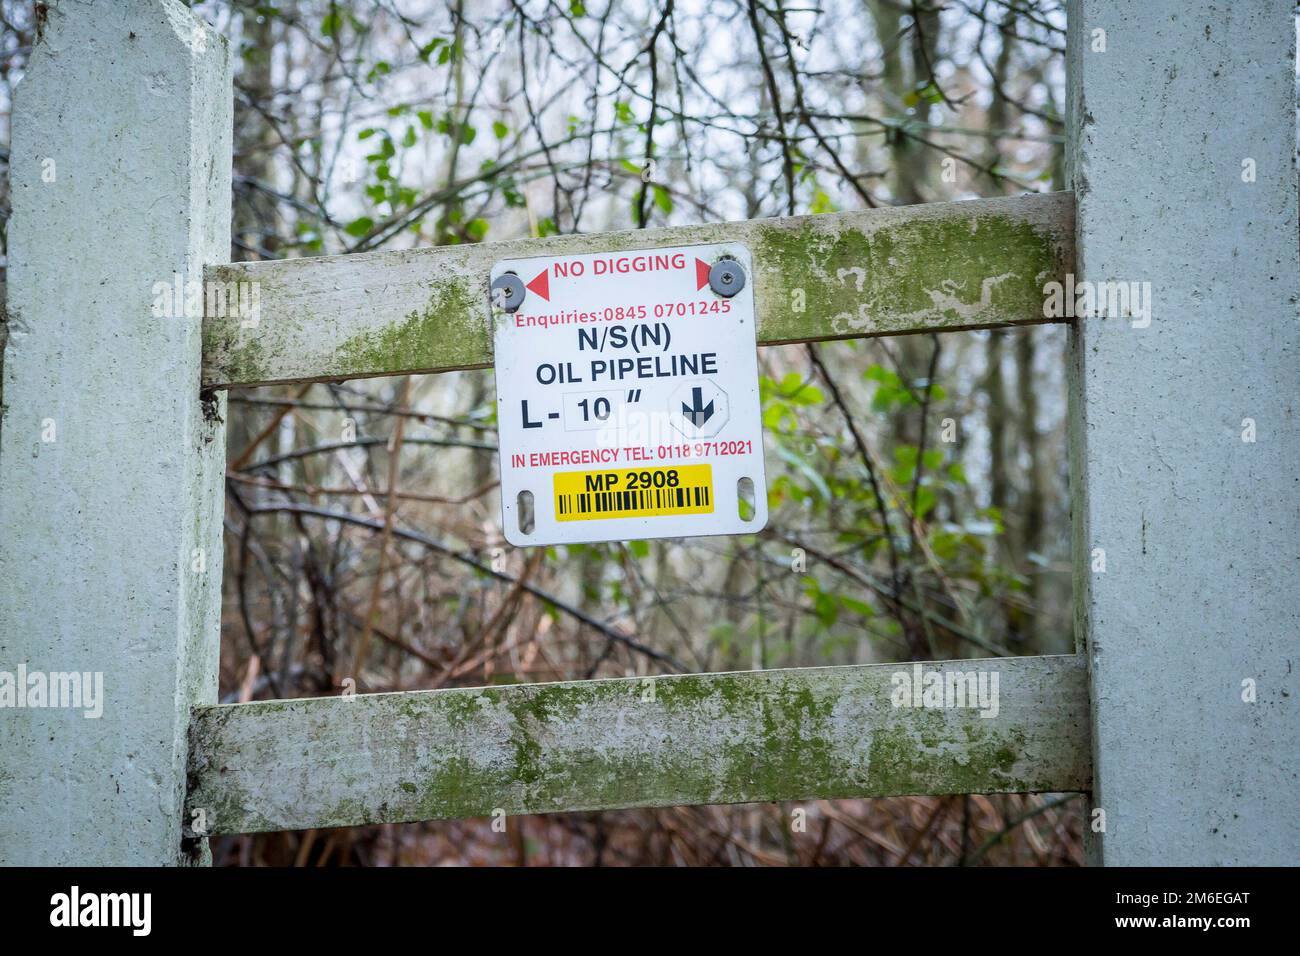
[652,184,673,215]
[864,364,901,387]
[627,539,650,558]
[344,216,374,237]
[809,188,836,214]
[893,445,919,466]
[918,80,944,105]
[321,9,342,38]
[813,591,838,626]
[466,218,489,242]
[502,179,525,207]
[839,595,875,618]
[419,38,446,62]
[778,372,822,405]
[762,402,790,430]
[492,120,509,140]
[914,486,937,518]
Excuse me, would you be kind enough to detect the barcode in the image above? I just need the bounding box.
[558,484,711,518]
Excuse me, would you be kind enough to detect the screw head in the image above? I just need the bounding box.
[491,273,526,313]
[709,258,746,298]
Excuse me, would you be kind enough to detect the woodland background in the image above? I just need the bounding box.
[0,0,1082,865]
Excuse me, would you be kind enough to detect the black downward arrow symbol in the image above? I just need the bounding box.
[682,386,715,427]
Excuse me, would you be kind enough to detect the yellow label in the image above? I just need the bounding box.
[554,465,714,521]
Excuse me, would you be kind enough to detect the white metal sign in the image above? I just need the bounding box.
[491,242,768,547]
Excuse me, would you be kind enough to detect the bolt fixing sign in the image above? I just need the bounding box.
[490,242,768,547]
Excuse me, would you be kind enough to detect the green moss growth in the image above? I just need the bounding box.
[754,210,1063,341]
[335,279,489,377]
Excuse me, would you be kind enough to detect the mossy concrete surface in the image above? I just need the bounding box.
[187,654,1090,835]
[0,0,231,865]
[202,192,1073,388]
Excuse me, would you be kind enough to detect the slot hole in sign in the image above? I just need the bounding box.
[516,490,535,535]
[737,477,755,522]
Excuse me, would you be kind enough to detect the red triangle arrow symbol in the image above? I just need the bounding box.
[526,268,550,301]
[695,258,711,291]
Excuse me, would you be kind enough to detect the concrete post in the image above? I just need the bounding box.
[0,0,231,864]
[1067,0,1299,864]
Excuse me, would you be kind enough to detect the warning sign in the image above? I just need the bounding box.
[491,242,768,546]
